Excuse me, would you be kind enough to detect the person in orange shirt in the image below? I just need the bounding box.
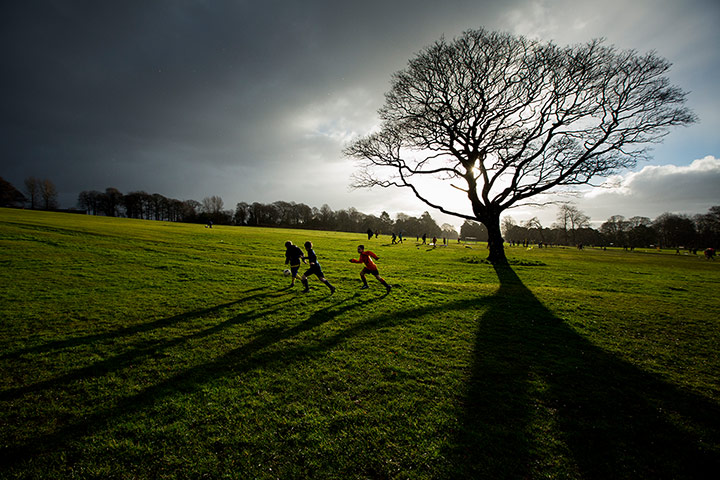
[349,244,391,292]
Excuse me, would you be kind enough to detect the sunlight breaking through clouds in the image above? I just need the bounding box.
[289,88,379,144]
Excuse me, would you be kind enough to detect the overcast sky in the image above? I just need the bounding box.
[2,0,718,229]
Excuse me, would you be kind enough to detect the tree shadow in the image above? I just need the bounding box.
[4,271,719,478]
[0,291,295,402]
[445,265,720,479]
[0,291,388,469]
[1,287,267,360]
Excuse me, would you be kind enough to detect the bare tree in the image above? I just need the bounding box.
[345,29,696,263]
[554,203,590,245]
[39,179,59,210]
[524,217,546,244]
[202,196,224,215]
[24,177,40,209]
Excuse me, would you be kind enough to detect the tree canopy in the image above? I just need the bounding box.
[345,28,696,263]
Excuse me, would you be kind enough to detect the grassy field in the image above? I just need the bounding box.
[1,207,719,479]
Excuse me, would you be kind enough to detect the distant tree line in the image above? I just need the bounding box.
[1,177,717,249]
[0,176,59,210]
[501,205,720,250]
[233,201,452,238]
[73,187,451,237]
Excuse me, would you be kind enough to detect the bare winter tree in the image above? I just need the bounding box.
[554,203,590,245]
[202,196,224,215]
[40,179,59,210]
[524,217,546,244]
[24,177,40,210]
[345,29,696,263]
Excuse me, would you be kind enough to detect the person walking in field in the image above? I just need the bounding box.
[284,241,305,288]
[350,244,391,293]
[300,241,336,294]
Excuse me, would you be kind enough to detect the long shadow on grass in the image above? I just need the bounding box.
[0,291,390,469]
[1,287,266,360]
[444,265,720,479]
[0,290,294,402]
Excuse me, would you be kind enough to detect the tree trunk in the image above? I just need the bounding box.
[484,213,508,265]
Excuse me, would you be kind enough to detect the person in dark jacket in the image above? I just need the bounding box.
[284,241,305,287]
[300,241,336,294]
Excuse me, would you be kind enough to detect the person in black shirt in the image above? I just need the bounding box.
[301,241,336,294]
[284,241,305,287]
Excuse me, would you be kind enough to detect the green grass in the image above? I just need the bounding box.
[1,207,719,479]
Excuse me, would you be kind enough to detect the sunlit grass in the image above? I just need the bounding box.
[1,207,719,479]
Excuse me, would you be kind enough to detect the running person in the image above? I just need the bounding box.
[301,241,336,294]
[349,244,391,292]
[284,241,305,287]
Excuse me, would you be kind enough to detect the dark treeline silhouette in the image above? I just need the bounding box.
[1,177,717,249]
[234,201,447,238]
[503,207,720,251]
[77,188,196,222]
[74,187,449,237]
[0,176,58,210]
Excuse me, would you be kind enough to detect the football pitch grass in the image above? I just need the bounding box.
[1,207,719,479]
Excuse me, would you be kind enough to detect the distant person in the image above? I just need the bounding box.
[422,233,427,244]
[300,241,336,294]
[391,233,397,244]
[349,245,391,293]
[367,228,374,240]
[705,248,716,260]
[398,231,403,243]
[284,241,305,288]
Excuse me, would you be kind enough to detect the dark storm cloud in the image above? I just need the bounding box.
[1,0,717,222]
[1,0,509,204]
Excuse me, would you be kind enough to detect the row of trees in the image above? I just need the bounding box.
[499,205,720,250]
[0,176,59,210]
[234,201,449,238]
[76,188,201,222]
[73,187,450,237]
[3,177,717,249]
[73,186,720,249]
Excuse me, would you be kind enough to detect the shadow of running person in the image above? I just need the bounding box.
[444,264,720,479]
[0,292,382,473]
